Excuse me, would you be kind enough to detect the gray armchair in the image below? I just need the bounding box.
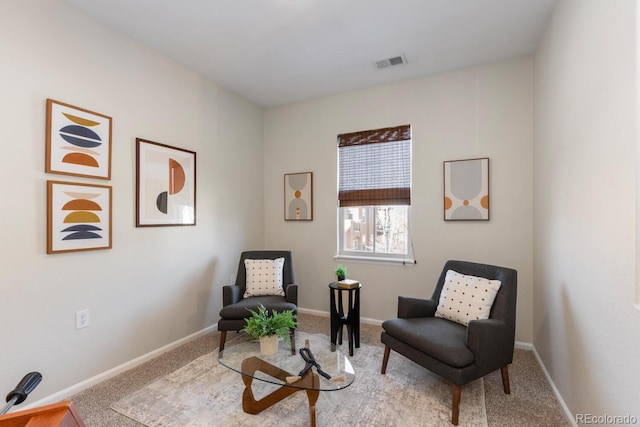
[381,260,517,425]
[218,250,298,352]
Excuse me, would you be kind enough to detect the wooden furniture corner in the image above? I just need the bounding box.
[0,401,86,427]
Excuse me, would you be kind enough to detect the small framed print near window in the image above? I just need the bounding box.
[136,138,196,227]
[444,157,490,221]
[47,180,112,254]
[284,172,313,221]
[46,99,112,180]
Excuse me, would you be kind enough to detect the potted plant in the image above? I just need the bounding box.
[335,265,347,281]
[241,304,297,355]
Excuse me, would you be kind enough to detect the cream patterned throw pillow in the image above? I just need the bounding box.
[435,269,501,326]
[243,258,285,298]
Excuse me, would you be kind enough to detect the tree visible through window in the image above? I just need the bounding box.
[337,125,412,261]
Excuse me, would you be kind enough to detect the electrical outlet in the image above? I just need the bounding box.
[76,309,90,329]
[230,274,236,284]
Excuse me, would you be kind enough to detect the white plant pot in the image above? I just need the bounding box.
[259,335,279,355]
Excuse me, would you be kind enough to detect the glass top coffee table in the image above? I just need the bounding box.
[217,332,355,427]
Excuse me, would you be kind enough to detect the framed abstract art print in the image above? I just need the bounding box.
[136,138,196,227]
[46,99,112,180]
[284,172,313,221]
[47,180,112,254]
[443,158,490,221]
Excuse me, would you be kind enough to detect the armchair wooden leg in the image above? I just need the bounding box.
[381,345,391,374]
[219,330,227,352]
[452,384,461,425]
[501,366,511,394]
[289,328,296,355]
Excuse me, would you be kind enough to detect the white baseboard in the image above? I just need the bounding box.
[297,307,328,317]
[25,324,218,409]
[297,307,382,326]
[531,346,578,426]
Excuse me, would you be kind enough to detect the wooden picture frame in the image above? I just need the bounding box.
[136,138,196,227]
[46,99,112,180]
[284,172,313,221]
[444,157,490,221]
[47,180,112,254]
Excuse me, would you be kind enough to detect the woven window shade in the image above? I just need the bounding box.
[338,125,411,207]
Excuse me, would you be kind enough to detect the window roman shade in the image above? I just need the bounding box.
[338,124,411,207]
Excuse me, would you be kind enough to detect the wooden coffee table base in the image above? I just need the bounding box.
[240,356,320,427]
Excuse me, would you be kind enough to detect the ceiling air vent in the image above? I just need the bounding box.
[374,53,408,70]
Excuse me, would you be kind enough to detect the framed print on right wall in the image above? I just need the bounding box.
[443,157,490,221]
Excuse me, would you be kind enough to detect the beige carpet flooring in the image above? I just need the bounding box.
[70,313,570,426]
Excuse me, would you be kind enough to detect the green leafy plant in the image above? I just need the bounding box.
[335,265,347,279]
[241,304,297,342]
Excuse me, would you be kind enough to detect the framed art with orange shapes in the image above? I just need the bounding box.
[284,172,313,221]
[47,180,112,254]
[46,99,112,180]
[136,138,196,227]
[443,158,489,221]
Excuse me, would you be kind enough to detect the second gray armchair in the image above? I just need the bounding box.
[380,260,517,425]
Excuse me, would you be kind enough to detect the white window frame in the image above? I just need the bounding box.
[337,206,414,264]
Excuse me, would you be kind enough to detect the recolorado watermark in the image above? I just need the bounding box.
[575,414,637,425]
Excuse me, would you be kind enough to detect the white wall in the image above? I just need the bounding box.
[264,56,534,343]
[0,0,264,402]
[534,0,640,418]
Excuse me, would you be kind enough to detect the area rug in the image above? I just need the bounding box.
[111,333,487,426]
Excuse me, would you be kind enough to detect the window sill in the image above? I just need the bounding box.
[334,254,416,266]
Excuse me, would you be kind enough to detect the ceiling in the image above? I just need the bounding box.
[64,0,557,107]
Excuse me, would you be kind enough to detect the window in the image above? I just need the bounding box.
[337,125,412,262]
